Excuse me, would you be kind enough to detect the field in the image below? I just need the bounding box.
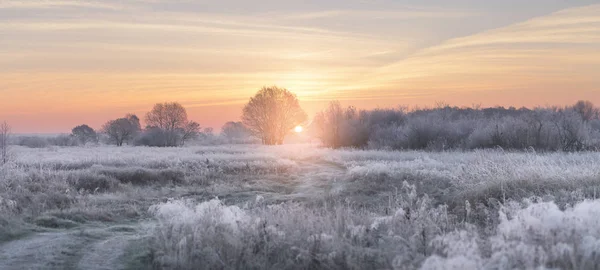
[1,144,600,269]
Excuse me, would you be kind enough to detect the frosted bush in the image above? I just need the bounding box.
[423,199,600,270]
[149,191,454,270]
[419,230,482,270]
[150,199,253,269]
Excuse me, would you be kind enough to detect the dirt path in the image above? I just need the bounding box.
[283,157,348,201]
[0,222,152,270]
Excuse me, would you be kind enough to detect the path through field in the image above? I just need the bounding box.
[0,155,348,270]
[285,157,347,200]
[0,221,153,270]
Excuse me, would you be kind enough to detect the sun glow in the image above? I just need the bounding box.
[294,125,303,133]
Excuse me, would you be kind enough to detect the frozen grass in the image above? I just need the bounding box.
[2,144,600,269]
[0,145,299,241]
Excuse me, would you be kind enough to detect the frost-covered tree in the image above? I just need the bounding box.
[312,103,600,151]
[242,86,307,145]
[572,100,599,122]
[71,124,98,145]
[102,115,140,146]
[179,121,200,146]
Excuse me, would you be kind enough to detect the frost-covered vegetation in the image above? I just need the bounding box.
[313,100,600,151]
[2,145,600,269]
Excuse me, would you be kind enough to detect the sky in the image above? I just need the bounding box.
[0,0,599,133]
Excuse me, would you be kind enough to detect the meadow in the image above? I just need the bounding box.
[1,144,600,269]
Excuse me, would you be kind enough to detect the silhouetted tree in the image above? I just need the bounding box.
[572,100,599,122]
[242,86,307,145]
[0,121,10,164]
[126,114,142,132]
[102,115,140,146]
[180,121,201,146]
[71,124,98,145]
[144,102,198,146]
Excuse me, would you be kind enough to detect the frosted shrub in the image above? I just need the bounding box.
[488,200,600,269]
[422,199,600,270]
[150,199,252,269]
[149,191,456,270]
[368,124,405,150]
[420,230,483,270]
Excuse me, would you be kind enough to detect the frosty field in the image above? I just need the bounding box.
[1,145,600,269]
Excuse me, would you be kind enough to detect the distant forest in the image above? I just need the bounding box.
[313,100,600,152]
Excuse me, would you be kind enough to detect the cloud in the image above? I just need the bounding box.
[2,0,598,132]
[0,0,127,10]
[281,8,480,20]
[367,4,600,99]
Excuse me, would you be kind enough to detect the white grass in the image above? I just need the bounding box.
[2,144,600,269]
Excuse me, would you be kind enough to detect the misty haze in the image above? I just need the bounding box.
[1,1,600,270]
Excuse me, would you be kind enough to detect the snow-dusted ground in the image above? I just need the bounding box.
[2,144,600,269]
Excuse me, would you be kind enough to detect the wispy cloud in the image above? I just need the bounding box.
[367,4,600,101]
[281,8,480,20]
[0,0,127,10]
[1,0,597,132]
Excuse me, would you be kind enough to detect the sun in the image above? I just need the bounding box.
[294,125,303,133]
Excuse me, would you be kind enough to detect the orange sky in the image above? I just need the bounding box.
[0,1,599,133]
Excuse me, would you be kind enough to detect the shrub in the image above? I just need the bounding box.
[149,190,454,270]
[423,199,600,269]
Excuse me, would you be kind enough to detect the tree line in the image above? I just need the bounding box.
[312,100,600,152]
[3,86,306,148]
[2,86,599,152]
[68,102,202,147]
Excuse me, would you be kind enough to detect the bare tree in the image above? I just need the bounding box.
[71,124,98,145]
[126,114,142,132]
[180,121,200,146]
[145,102,199,146]
[102,115,140,146]
[242,86,307,145]
[0,121,10,165]
[314,101,345,148]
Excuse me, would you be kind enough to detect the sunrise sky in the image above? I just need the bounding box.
[1,0,599,133]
